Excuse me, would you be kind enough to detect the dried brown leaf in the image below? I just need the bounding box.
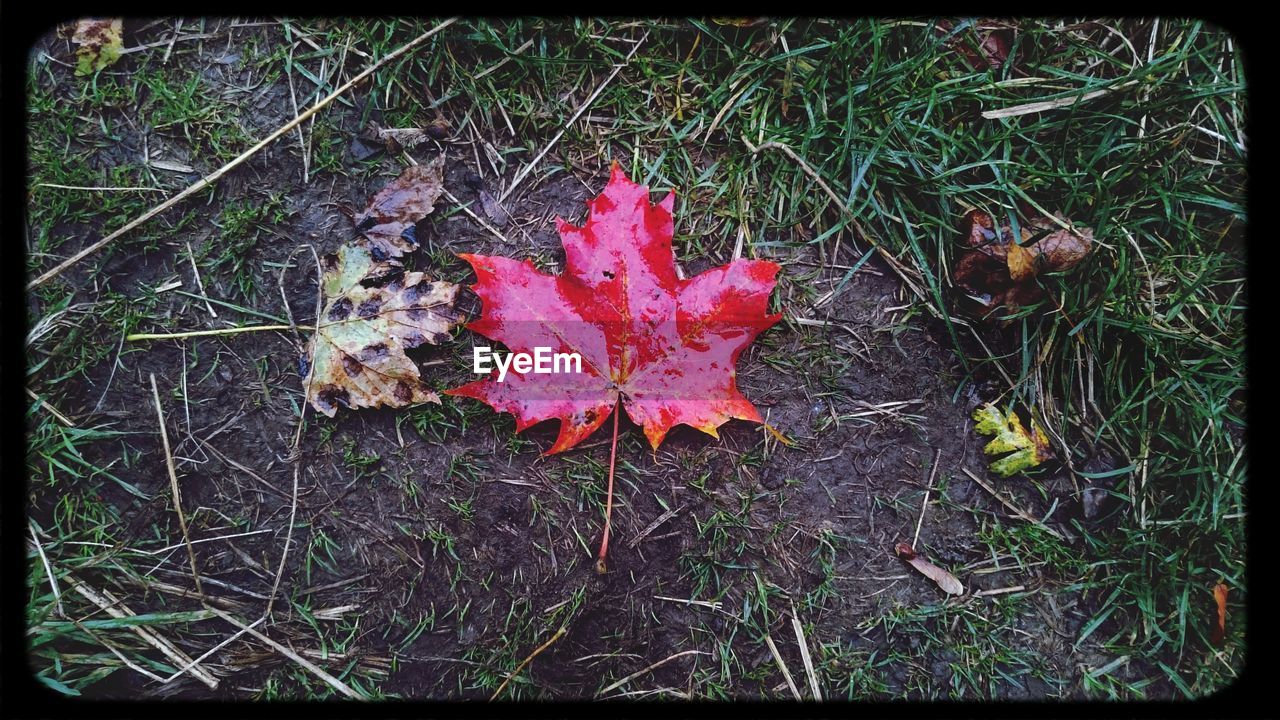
[895,542,965,596]
[354,155,446,260]
[954,209,1093,318]
[1212,582,1229,646]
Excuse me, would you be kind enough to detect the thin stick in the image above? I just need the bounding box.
[596,650,706,698]
[596,404,621,574]
[28,17,457,290]
[128,324,304,341]
[185,241,218,318]
[499,31,649,204]
[912,448,943,550]
[162,617,263,684]
[981,80,1138,120]
[26,387,75,426]
[68,577,219,689]
[28,522,64,617]
[265,246,325,617]
[151,373,204,598]
[764,633,802,701]
[961,467,1066,541]
[490,626,568,700]
[791,603,821,701]
[210,609,363,699]
[442,188,513,245]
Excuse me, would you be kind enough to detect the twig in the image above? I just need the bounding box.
[442,188,513,245]
[265,245,325,617]
[596,650,706,698]
[790,604,822,701]
[490,626,568,700]
[26,387,75,427]
[185,241,217,318]
[499,31,649,204]
[151,374,203,598]
[628,505,682,549]
[72,620,168,683]
[162,616,263,684]
[210,609,364,699]
[128,325,304,341]
[28,522,64,617]
[981,80,1139,119]
[912,448,943,549]
[764,633,802,701]
[28,17,457,290]
[68,577,219,689]
[961,467,1066,541]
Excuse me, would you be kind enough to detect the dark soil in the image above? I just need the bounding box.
[25,21,1124,700]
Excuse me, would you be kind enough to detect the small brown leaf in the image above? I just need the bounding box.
[1212,582,1229,646]
[895,542,965,596]
[354,155,446,259]
[953,209,1093,318]
[304,245,462,417]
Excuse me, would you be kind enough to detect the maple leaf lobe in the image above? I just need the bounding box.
[447,164,781,454]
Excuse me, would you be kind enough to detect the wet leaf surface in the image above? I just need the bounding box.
[447,163,782,453]
[972,403,1053,477]
[305,245,462,417]
[953,209,1093,317]
[354,155,446,259]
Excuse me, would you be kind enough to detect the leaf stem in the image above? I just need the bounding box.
[126,324,311,341]
[596,404,621,574]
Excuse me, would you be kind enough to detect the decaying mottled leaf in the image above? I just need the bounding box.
[895,543,965,596]
[952,209,1093,318]
[972,403,1053,477]
[1212,582,1229,646]
[72,19,124,76]
[304,244,462,416]
[354,155,446,260]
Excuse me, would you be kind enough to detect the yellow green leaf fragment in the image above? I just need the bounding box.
[73,19,124,76]
[971,403,1053,477]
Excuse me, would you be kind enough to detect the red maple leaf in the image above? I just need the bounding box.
[446,163,781,455]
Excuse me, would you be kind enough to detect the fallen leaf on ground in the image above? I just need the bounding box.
[972,403,1053,477]
[354,155,446,260]
[935,19,1013,70]
[1211,582,1229,646]
[72,19,124,76]
[447,163,782,453]
[953,209,1093,317]
[304,244,462,416]
[895,542,965,596]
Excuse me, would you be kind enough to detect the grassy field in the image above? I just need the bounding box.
[24,18,1244,700]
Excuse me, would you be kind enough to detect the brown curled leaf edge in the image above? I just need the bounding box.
[303,244,463,417]
[952,209,1093,320]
